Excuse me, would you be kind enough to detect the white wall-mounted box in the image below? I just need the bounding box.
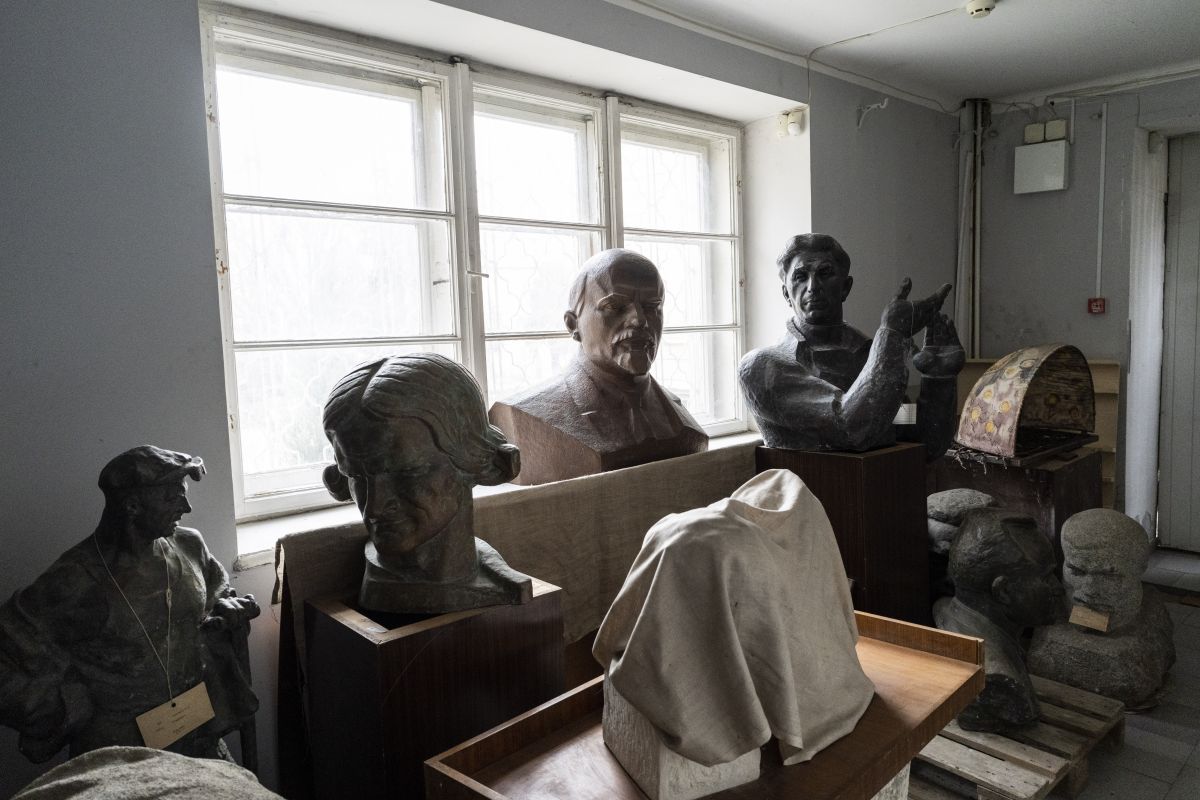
[1014,140,1069,194]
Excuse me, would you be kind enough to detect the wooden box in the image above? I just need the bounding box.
[305,580,565,800]
[755,443,930,624]
[425,612,985,800]
[931,449,1102,565]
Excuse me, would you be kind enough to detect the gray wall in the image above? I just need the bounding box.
[0,0,960,796]
[978,75,1200,361]
[0,1,235,795]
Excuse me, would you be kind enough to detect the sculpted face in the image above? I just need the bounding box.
[994,521,1063,627]
[330,416,468,564]
[783,251,853,326]
[128,481,191,541]
[569,253,664,378]
[1062,544,1143,631]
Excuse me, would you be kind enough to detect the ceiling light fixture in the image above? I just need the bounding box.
[965,0,996,18]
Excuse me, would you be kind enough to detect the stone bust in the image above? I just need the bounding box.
[323,353,533,614]
[0,446,259,763]
[738,233,964,457]
[933,509,1064,733]
[489,249,707,485]
[1027,509,1175,708]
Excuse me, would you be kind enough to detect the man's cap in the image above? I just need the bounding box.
[98,445,205,496]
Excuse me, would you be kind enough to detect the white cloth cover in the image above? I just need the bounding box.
[12,747,281,800]
[593,469,874,767]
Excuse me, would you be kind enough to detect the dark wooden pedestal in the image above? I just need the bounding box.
[930,449,1102,565]
[756,443,930,625]
[304,580,565,800]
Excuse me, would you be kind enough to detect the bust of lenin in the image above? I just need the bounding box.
[489,249,708,485]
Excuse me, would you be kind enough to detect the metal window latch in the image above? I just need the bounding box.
[466,270,490,278]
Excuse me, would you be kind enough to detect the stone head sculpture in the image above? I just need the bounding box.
[98,445,206,543]
[950,510,1064,629]
[323,353,531,613]
[777,233,854,326]
[936,508,1065,732]
[1061,509,1150,633]
[565,248,665,381]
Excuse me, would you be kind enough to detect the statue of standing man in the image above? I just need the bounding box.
[738,233,965,456]
[0,446,259,763]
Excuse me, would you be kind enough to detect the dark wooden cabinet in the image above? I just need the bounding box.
[756,443,931,625]
[304,581,565,800]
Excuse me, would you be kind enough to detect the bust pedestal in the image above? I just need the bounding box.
[304,581,564,800]
[755,443,930,624]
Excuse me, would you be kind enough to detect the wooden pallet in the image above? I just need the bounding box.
[909,675,1124,800]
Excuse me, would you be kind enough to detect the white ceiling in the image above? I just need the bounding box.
[224,0,1200,114]
[611,0,1200,108]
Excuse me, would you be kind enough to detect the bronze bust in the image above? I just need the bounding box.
[323,353,532,614]
[489,249,707,485]
[738,234,964,457]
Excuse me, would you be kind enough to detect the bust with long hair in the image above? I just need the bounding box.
[323,353,531,613]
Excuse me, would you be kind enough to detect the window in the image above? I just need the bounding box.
[201,13,744,523]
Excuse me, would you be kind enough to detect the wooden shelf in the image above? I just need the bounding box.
[426,613,984,800]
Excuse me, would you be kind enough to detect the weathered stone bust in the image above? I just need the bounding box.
[323,353,533,614]
[933,509,1063,733]
[0,446,259,763]
[1027,509,1175,708]
[738,234,964,457]
[489,249,707,485]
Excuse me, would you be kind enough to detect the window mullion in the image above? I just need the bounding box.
[448,60,489,397]
[602,95,624,249]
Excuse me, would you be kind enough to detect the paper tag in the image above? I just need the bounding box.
[1069,604,1110,633]
[135,682,215,749]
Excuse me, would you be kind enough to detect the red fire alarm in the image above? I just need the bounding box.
[1088,297,1106,314]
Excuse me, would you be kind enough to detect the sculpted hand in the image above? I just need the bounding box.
[881,279,952,337]
[914,313,966,377]
[202,592,261,631]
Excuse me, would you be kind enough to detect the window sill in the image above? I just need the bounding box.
[232,430,761,571]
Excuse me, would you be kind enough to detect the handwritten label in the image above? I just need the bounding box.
[135,682,215,749]
[1069,604,1110,633]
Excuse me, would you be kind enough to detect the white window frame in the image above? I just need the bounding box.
[199,10,746,524]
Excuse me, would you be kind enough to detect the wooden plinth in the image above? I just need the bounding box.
[426,612,985,800]
[930,449,1102,565]
[305,580,565,800]
[755,443,930,624]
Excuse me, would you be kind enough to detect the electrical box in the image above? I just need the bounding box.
[1045,119,1068,141]
[1014,140,1069,194]
[1023,123,1045,144]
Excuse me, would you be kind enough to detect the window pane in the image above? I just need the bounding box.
[236,343,457,480]
[621,121,732,234]
[474,101,596,223]
[226,205,454,341]
[652,330,739,426]
[624,236,736,327]
[481,224,600,334]
[485,337,576,405]
[216,62,445,210]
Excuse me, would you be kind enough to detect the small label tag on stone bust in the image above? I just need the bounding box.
[135,682,215,749]
[892,403,917,425]
[1069,604,1110,632]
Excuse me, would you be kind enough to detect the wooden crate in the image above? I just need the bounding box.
[909,676,1125,800]
[426,612,985,800]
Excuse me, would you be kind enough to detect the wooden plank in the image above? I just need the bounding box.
[855,611,984,665]
[907,774,966,800]
[1030,676,1124,721]
[1037,703,1109,738]
[1007,722,1089,761]
[916,736,1049,800]
[937,720,1069,779]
